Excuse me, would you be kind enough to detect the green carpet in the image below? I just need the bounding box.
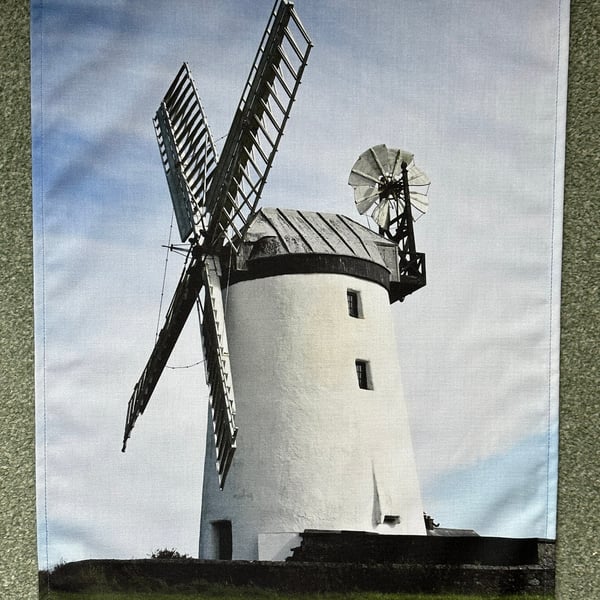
[0,1,598,598]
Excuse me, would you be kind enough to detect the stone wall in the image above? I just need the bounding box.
[46,557,555,596]
[290,530,554,567]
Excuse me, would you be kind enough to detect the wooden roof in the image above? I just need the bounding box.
[242,207,397,270]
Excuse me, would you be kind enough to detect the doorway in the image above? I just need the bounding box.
[212,520,232,560]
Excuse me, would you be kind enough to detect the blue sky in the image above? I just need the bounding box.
[32,0,568,568]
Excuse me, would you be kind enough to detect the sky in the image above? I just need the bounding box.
[31,0,568,568]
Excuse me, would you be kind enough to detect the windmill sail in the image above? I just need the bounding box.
[349,144,430,227]
[201,256,237,488]
[122,0,312,487]
[122,255,204,451]
[205,0,312,249]
[154,63,219,243]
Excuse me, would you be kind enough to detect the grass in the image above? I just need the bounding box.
[41,589,554,600]
[40,559,554,600]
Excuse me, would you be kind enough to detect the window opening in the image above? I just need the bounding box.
[383,515,400,525]
[355,359,370,390]
[347,290,360,318]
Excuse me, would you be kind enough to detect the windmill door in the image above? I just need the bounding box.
[213,520,232,560]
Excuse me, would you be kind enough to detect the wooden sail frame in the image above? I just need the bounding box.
[122,0,312,487]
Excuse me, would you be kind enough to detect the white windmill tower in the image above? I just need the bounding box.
[122,0,431,562]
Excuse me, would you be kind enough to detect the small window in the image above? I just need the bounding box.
[355,359,371,390]
[383,515,400,525]
[347,290,361,318]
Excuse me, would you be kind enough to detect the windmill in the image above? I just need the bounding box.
[123,0,432,562]
[122,0,313,488]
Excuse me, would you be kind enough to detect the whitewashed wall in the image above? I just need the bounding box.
[199,271,425,560]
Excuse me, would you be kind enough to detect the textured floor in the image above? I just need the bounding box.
[0,1,598,598]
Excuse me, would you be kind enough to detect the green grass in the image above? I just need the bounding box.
[41,590,553,600]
